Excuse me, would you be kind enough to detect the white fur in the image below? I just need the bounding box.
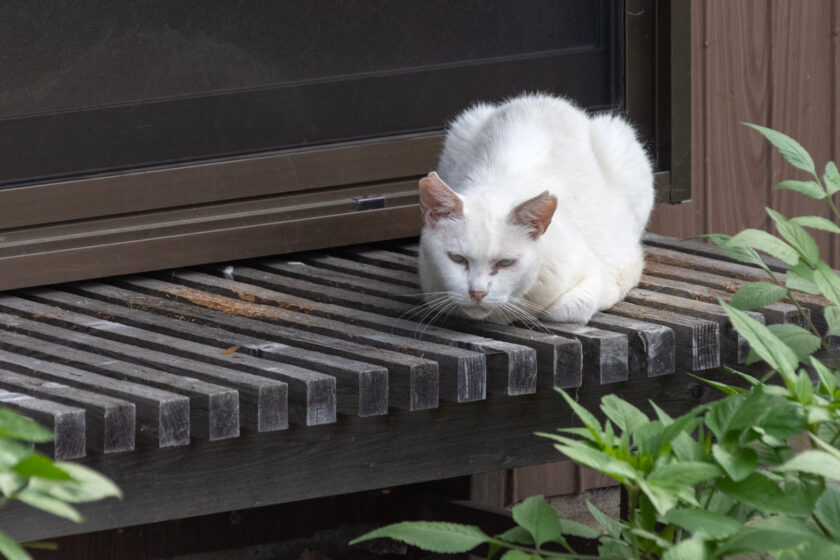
[419,93,654,324]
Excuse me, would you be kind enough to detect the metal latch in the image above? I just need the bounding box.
[354,195,386,211]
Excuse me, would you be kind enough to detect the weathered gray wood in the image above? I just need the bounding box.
[540,323,628,385]
[638,273,807,326]
[259,259,421,303]
[608,301,720,371]
[588,313,676,378]
[0,294,297,428]
[0,332,190,448]
[192,268,536,397]
[442,319,583,389]
[0,368,135,453]
[92,280,439,413]
[0,311,239,441]
[337,246,419,272]
[305,254,418,288]
[643,233,788,273]
[387,241,420,257]
[41,285,388,419]
[156,273,486,404]
[0,389,86,460]
[625,288,764,364]
[0,367,742,543]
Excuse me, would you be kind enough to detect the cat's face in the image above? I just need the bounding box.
[418,172,556,322]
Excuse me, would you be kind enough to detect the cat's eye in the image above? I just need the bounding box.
[496,259,517,268]
[448,253,467,265]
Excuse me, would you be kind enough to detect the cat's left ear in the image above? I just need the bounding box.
[509,191,557,239]
[418,172,464,227]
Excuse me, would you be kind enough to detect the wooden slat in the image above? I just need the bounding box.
[608,301,720,371]
[638,273,806,326]
[36,286,388,419]
[643,233,787,272]
[0,389,86,460]
[539,323,628,385]
[337,246,419,272]
[0,311,239,441]
[195,267,536,397]
[153,274,487,404]
[643,253,831,331]
[20,291,322,427]
[92,280,439,413]
[305,254,418,288]
[625,288,764,364]
[588,313,676,378]
[0,329,190,448]
[0,369,135,454]
[0,295,291,431]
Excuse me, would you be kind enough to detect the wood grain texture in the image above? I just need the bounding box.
[0,389,86,460]
[0,314,239,441]
[588,313,676,378]
[540,323,628,385]
[0,369,740,543]
[0,294,290,432]
[769,0,834,261]
[0,369,135,454]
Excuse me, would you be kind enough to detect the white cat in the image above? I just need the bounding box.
[417,93,654,325]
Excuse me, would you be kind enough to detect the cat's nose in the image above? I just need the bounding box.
[469,289,488,302]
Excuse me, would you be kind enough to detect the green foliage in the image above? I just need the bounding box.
[351,126,840,558]
[0,409,121,559]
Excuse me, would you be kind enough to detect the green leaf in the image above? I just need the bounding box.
[511,495,562,548]
[0,410,53,443]
[791,215,840,234]
[787,262,822,294]
[598,539,634,560]
[726,229,800,265]
[16,488,82,523]
[778,450,840,481]
[600,394,648,435]
[31,463,122,503]
[815,486,840,542]
[554,389,601,438]
[718,299,798,378]
[775,180,826,199]
[495,526,533,545]
[767,207,821,265]
[552,442,637,482]
[662,535,708,560]
[558,519,602,540]
[0,532,30,560]
[718,471,812,516]
[701,233,771,273]
[499,551,538,560]
[825,161,840,196]
[586,500,622,539]
[729,281,788,310]
[811,356,837,394]
[648,462,722,487]
[813,260,840,307]
[11,455,72,482]
[765,323,822,363]
[637,480,679,515]
[349,522,489,553]
[745,123,817,176]
[664,508,741,540]
[712,445,757,482]
[720,516,826,555]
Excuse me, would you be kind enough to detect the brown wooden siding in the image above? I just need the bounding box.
[649,0,840,266]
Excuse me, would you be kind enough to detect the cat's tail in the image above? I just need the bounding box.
[588,114,654,230]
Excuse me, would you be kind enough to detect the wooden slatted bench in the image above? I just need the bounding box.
[0,234,823,542]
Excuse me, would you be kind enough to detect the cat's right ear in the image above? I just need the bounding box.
[418,172,464,227]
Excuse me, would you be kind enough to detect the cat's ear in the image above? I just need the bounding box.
[509,191,557,239]
[418,172,464,227]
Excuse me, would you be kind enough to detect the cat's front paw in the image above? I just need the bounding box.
[541,299,597,324]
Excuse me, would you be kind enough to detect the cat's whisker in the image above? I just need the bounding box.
[411,296,456,339]
[397,293,452,323]
[418,300,457,340]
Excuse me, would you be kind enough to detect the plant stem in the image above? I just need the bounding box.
[827,194,840,225]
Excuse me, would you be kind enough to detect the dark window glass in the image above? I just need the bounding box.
[0,0,622,187]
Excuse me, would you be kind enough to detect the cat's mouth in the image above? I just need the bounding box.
[460,304,493,319]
